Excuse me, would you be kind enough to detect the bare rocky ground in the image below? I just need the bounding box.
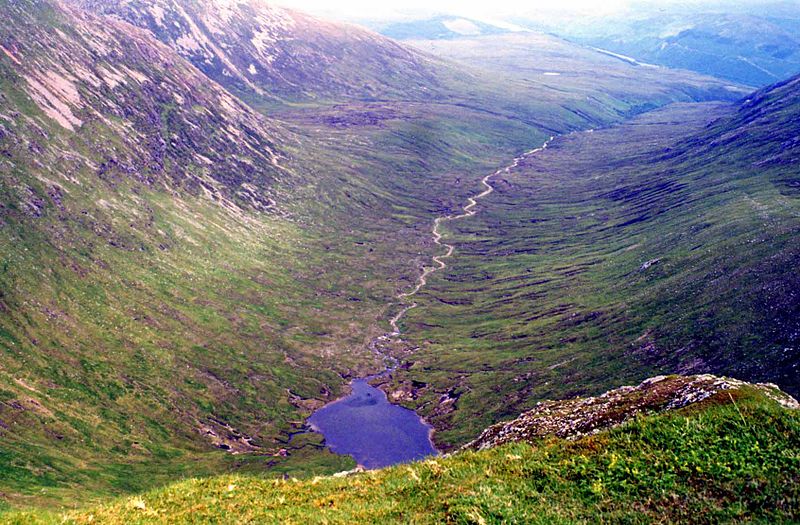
[465,374,800,451]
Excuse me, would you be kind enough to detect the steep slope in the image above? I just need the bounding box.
[70,0,448,105]
[386,77,800,447]
[683,73,800,170]
[0,0,290,205]
[0,0,403,508]
[8,376,799,524]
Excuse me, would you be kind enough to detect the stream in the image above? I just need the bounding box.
[306,138,554,469]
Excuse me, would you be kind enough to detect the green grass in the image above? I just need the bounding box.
[392,101,800,447]
[3,387,797,524]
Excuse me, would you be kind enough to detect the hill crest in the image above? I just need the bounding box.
[465,374,799,451]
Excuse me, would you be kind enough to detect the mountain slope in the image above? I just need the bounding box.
[0,0,290,205]
[71,0,449,105]
[0,0,394,508]
[8,376,799,524]
[684,73,800,170]
[386,76,800,447]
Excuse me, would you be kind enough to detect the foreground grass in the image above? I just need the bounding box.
[5,388,797,524]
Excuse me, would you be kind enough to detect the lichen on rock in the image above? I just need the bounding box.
[463,374,799,451]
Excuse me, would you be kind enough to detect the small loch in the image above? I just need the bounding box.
[308,378,437,469]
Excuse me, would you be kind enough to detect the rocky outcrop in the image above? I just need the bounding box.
[464,374,799,451]
[0,0,291,217]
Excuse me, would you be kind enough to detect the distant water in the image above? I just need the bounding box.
[308,378,437,469]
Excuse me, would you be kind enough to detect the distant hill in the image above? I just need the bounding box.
[404,32,747,117]
[376,16,511,41]
[522,11,800,87]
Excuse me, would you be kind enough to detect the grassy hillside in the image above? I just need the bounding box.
[388,83,800,447]
[4,378,798,523]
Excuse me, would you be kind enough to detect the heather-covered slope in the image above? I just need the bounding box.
[387,77,800,447]
[0,0,391,508]
[0,0,290,204]
[682,73,800,171]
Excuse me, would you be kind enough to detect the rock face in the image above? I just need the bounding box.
[68,0,446,104]
[464,375,799,451]
[0,0,291,214]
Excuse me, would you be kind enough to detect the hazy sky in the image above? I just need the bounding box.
[268,0,789,22]
[270,0,630,20]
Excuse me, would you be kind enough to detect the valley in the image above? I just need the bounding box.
[304,135,555,470]
[388,93,800,448]
[0,0,797,520]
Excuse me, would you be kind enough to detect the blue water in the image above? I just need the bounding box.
[308,378,438,469]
